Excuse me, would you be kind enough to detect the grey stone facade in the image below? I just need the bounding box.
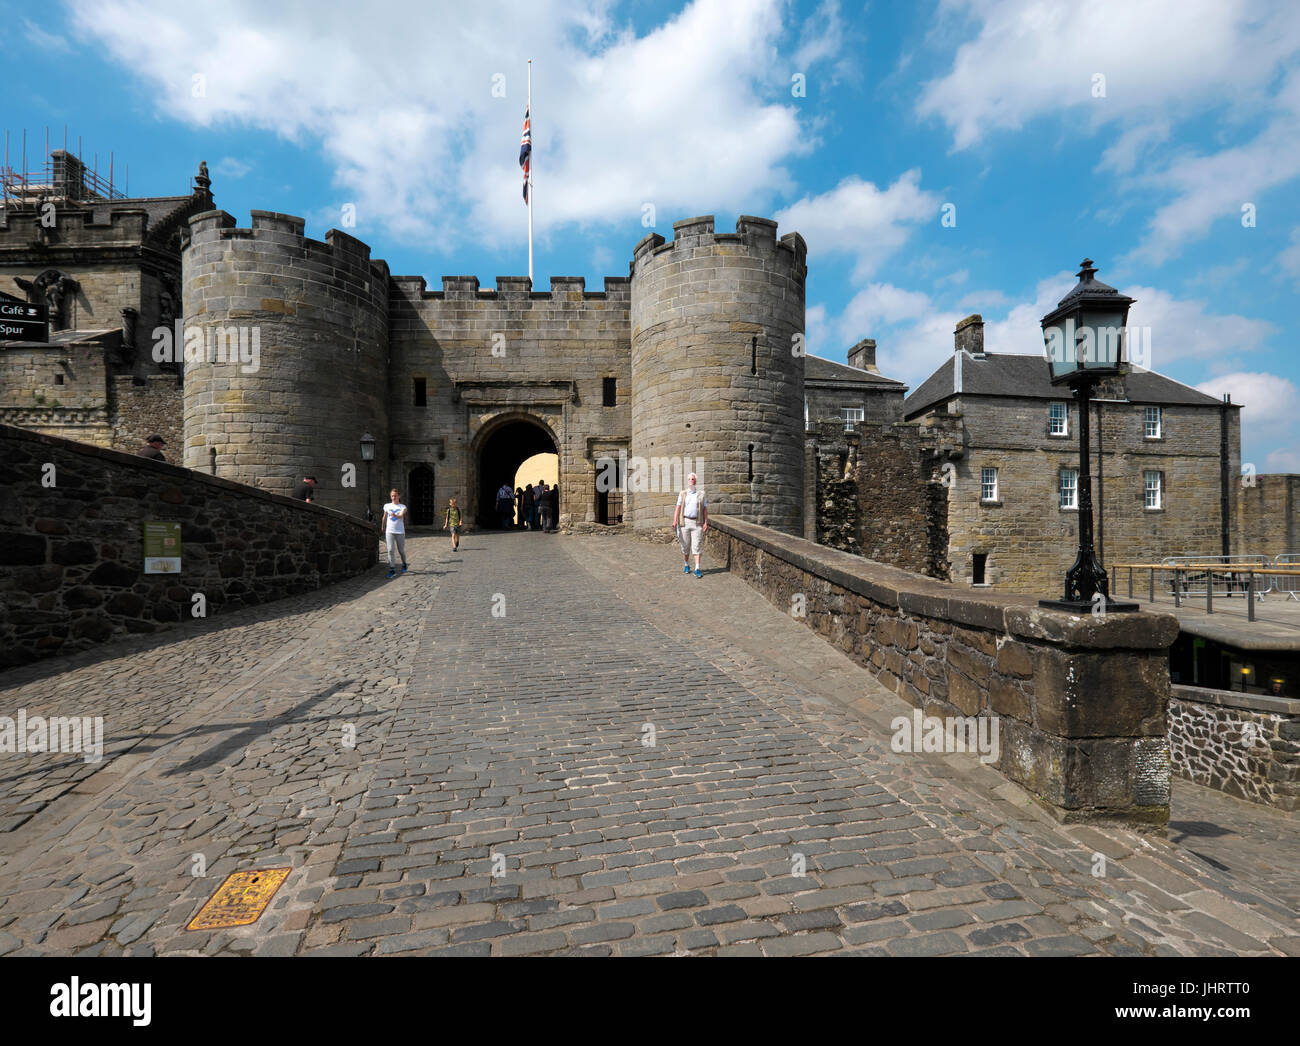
[903,315,1244,598]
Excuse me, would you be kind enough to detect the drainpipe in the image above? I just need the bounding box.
[1220,394,1231,558]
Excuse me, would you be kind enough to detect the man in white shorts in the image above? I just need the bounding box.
[673,472,708,578]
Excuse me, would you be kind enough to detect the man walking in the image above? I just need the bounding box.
[496,482,515,530]
[136,434,167,461]
[382,487,408,578]
[293,475,317,503]
[672,472,708,577]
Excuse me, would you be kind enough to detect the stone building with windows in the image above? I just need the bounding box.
[804,337,907,428]
[0,151,212,455]
[902,313,1242,596]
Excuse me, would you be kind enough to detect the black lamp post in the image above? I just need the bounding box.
[1039,259,1139,613]
[360,432,376,523]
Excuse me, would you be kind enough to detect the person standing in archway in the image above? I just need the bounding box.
[521,484,534,530]
[496,482,515,530]
[673,472,708,577]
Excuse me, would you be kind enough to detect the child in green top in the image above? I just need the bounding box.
[443,497,463,551]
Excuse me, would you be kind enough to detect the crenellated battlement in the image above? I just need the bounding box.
[185,208,386,278]
[630,214,806,274]
[388,273,632,303]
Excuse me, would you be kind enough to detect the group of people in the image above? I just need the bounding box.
[497,480,558,532]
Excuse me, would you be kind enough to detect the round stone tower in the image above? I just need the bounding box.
[181,210,389,518]
[629,215,806,534]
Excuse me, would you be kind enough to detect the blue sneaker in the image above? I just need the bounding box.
[401,565,408,573]
[694,568,702,578]
[683,563,690,574]
[386,571,395,579]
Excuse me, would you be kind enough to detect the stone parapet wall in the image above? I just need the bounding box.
[1170,684,1300,811]
[710,513,1179,826]
[0,423,377,669]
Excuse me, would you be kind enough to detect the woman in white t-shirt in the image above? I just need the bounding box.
[672,473,708,578]
[382,488,408,578]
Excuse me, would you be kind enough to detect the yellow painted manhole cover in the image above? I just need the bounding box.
[187,868,291,931]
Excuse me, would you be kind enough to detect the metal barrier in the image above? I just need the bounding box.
[1276,553,1300,601]
[1159,555,1271,599]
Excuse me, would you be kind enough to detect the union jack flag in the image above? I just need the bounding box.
[519,106,531,203]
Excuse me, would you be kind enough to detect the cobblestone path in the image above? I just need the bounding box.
[0,531,1295,956]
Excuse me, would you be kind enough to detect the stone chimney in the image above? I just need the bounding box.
[954,314,984,356]
[846,337,878,373]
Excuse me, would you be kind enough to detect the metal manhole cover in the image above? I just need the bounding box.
[187,868,291,931]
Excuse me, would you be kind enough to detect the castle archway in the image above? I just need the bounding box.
[473,414,559,527]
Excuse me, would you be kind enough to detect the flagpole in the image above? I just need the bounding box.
[527,59,534,287]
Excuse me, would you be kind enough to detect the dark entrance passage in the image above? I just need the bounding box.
[408,464,436,525]
[477,418,558,527]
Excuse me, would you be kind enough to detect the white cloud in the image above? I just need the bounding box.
[1278,227,1300,285]
[1195,371,1300,474]
[773,170,940,280]
[1125,286,1277,366]
[1264,447,1300,473]
[214,156,252,179]
[1195,371,1300,432]
[69,0,842,250]
[23,18,72,54]
[918,1,1300,264]
[917,0,1300,151]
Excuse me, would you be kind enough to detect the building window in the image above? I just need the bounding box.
[1144,470,1163,509]
[603,377,617,407]
[840,406,864,423]
[413,377,427,407]
[972,553,988,586]
[980,467,998,503]
[54,373,65,385]
[1049,401,1068,436]
[1059,468,1078,510]
[1144,406,1162,439]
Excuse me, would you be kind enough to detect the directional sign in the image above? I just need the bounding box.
[0,298,48,343]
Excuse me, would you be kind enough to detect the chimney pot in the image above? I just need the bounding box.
[955,314,984,356]
[847,337,877,373]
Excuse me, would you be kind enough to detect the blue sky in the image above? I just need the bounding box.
[3,0,1298,470]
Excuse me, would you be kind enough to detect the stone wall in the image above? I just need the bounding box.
[710,513,1179,826]
[808,418,955,580]
[109,374,183,456]
[388,272,631,527]
[1170,684,1300,811]
[0,423,377,669]
[1236,474,1299,558]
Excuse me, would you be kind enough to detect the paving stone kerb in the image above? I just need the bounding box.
[0,423,377,667]
[709,513,1181,827]
[629,216,806,535]
[1170,683,1300,811]
[181,210,390,519]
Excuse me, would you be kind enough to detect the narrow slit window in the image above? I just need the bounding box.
[972,553,987,586]
[751,336,757,375]
[603,377,617,406]
[748,443,754,482]
[413,377,427,407]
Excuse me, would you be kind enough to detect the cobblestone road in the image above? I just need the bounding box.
[0,531,1296,956]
